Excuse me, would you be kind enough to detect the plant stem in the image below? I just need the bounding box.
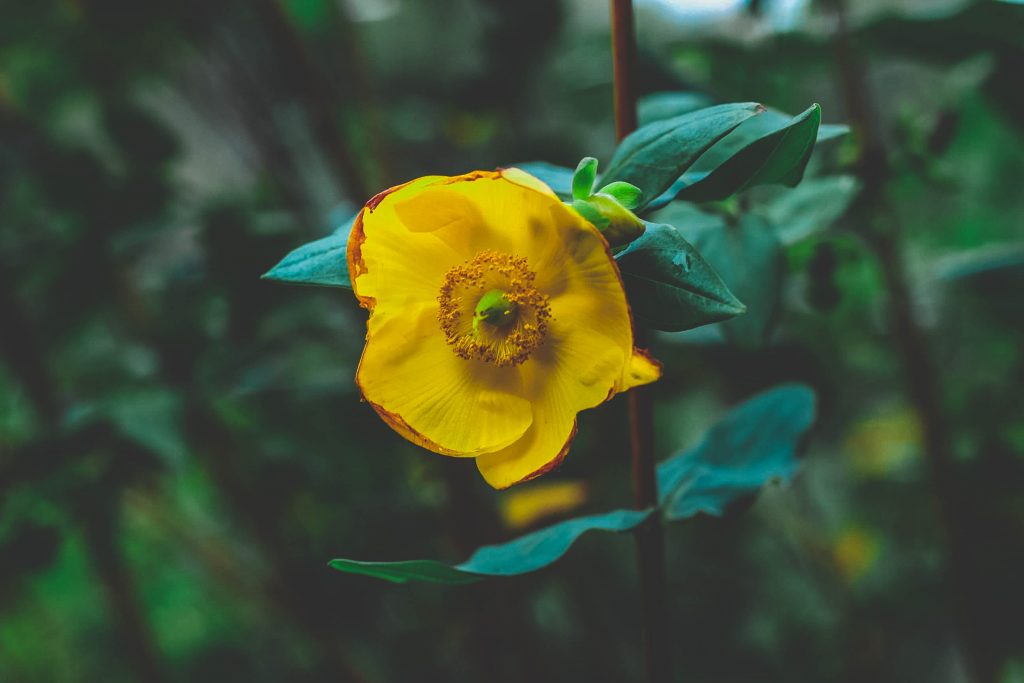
[611,2,671,680]
[829,1,994,681]
[611,0,638,141]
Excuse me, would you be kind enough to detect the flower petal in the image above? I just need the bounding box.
[616,349,662,393]
[349,176,466,314]
[474,324,628,489]
[357,304,533,456]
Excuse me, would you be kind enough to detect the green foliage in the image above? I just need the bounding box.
[328,385,815,586]
[615,222,746,332]
[665,104,822,205]
[601,103,765,210]
[688,213,784,347]
[657,384,816,520]
[760,175,861,244]
[261,217,356,289]
[329,508,653,584]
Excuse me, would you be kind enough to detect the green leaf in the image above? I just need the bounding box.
[512,161,574,198]
[816,124,850,143]
[666,104,822,205]
[597,181,643,210]
[262,216,356,289]
[327,559,482,585]
[601,103,765,210]
[329,508,653,584]
[572,157,598,200]
[615,222,746,332]
[759,175,860,244]
[686,212,785,347]
[657,384,816,521]
[638,91,715,126]
[934,242,1024,281]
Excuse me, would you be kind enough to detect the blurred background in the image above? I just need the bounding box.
[1,0,1022,681]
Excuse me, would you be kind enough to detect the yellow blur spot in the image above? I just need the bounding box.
[499,481,588,531]
[844,408,922,476]
[833,526,880,584]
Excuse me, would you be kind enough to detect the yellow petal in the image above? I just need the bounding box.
[499,167,559,198]
[616,349,662,393]
[474,323,628,488]
[349,176,466,315]
[357,304,533,456]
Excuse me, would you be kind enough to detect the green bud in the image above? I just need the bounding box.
[572,157,599,201]
[596,181,643,210]
[570,194,645,248]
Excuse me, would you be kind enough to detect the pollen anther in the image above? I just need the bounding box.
[438,250,551,366]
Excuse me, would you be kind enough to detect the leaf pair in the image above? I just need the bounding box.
[328,384,817,584]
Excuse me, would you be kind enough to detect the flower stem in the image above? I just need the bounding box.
[611,2,672,681]
[611,0,638,140]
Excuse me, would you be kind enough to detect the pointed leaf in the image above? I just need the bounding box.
[686,212,785,347]
[657,384,816,520]
[615,222,746,332]
[329,508,653,584]
[262,216,356,289]
[655,104,822,207]
[760,175,860,244]
[601,103,765,210]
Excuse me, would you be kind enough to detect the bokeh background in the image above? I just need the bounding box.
[1,0,1022,681]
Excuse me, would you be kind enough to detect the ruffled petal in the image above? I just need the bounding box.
[349,176,468,315]
[474,322,628,489]
[357,304,533,456]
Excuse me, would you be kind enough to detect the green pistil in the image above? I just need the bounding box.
[473,289,517,332]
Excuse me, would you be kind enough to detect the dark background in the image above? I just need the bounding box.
[1,0,1022,681]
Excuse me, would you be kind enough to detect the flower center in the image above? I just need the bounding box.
[438,250,551,367]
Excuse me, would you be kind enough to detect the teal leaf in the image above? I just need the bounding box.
[816,123,850,143]
[601,103,765,210]
[615,221,746,332]
[327,559,482,585]
[759,175,860,244]
[262,216,356,289]
[685,212,784,347]
[657,384,816,521]
[934,242,1024,281]
[638,91,715,126]
[660,104,822,206]
[329,508,653,584]
[572,157,599,200]
[512,161,575,198]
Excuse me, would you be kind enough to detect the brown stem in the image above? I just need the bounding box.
[611,2,671,680]
[611,0,639,141]
[829,1,994,681]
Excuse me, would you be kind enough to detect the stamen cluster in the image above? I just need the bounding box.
[438,250,551,367]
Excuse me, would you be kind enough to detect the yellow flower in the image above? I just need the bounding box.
[347,168,660,489]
